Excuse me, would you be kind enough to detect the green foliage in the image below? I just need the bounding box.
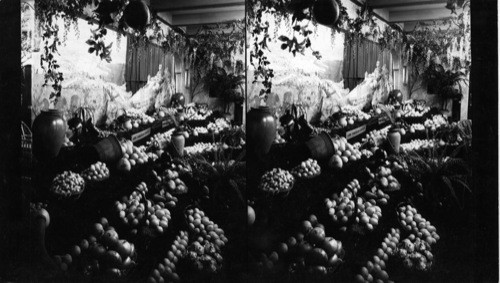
[401,142,471,211]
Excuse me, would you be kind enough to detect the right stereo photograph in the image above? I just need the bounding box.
[246,0,474,282]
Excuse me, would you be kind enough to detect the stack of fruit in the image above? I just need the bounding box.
[362,126,391,146]
[259,168,295,195]
[184,208,228,274]
[408,123,425,134]
[185,142,224,155]
[114,183,172,234]
[156,167,188,195]
[192,126,209,136]
[424,114,448,131]
[364,186,390,206]
[354,197,382,231]
[112,112,156,132]
[328,138,364,170]
[147,231,189,283]
[147,131,173,150]
[291,159,321,179]
[81,161,110,182]
[117,140,155,172]
[397,205,440,245]
[354,228,401,283]
[373,165,401,192]
[396,234,435,272]
[187,110,212,121]
[286,215,344,277]
[400,139,442,152]
[73,218,136,279]
[50,171,85,198]
[403,105,430,118]
[324,180,360,227]
[273,132,286,144]
[52,253,74,272]
[207,118,230,134]
[342,106,372,124]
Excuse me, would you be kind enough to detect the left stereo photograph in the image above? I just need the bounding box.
[3,0,248,282]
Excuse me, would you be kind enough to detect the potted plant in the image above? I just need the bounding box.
[422,62,468,114]
[204,66,245,115]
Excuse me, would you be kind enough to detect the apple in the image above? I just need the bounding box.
[158,111,165,118]
[124,120,133,131]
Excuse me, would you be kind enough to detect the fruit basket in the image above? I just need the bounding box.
[50,171,86,200]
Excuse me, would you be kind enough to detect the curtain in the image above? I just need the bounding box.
[342,36,391,90]
[125,37,173,93]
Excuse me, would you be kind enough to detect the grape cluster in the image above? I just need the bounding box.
[354,197,382,231]
[74,218,136,279]
[147,231,189,283]
[207,118,230,133]
[397,205,440,245]
[355,228,401,283]
[286,215,344,277]
[157,168,188,195]
[291,159,321,179]
[396,234,435,272]
[81,161,110,182]
[114,183,172,234]
[324,180,360,226]
[373,165,401,192]
[364,185,390,206]
[51,171,85,197]
[259,168,295,195]
[184,208,228,274]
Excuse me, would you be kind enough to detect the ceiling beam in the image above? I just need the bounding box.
[156,2,243,12]
[151,0,243,11]
[169,5,244,16]
[389,7,451,23]
[368,0,446,9]
[170,11,244,26]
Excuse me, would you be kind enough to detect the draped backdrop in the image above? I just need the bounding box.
[125,37,174,93]
[342,37,391,90]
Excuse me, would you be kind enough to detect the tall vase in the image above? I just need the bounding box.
[171,130,185,157]
[32,110,67,163]
[387,126,401,154]
[246,107,276,157]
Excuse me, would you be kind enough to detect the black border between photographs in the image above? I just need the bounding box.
[471,0,499,281]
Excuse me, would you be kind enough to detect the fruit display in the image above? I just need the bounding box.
[114,182,172,234]
[192,126,209,136]
[291,159,321,179]
[354,197,382,231]
[362,125,391,146]
[372,165,401,192]
[183,208,228,274]
[155,167,189,195]
[402,105,430,117]
[286,215,344,276]
[147,230,189,283]
[117,140,156,171]
[50,171,85,198]
[354,228,401,283]
[396,234,435,272]
[408,123,425,133]
[259,168,295,195]
[185,142,226,155]
[363,185,390,206]
[424,114,448,130]
[111,111,156,132]
[397,204,439,244]
[72,218,137,279]
[186,109,212,121]
[341,106,372,123]
[81,161,110,182]
[400,139,442,152]
[324,180,360,226]
[147,130,173,150]
[328,137,364,169]
[273,132,286,144]
[207,118,230,134]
